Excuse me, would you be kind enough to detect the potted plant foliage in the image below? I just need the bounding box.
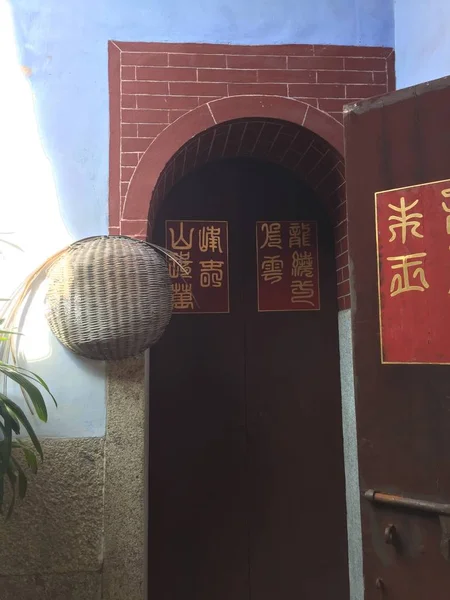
[0,338,56,517]
[0,236,56,518]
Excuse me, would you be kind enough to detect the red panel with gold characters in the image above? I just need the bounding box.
[256,221,320,312]
[376,178,450,364]
[165,220,229,314]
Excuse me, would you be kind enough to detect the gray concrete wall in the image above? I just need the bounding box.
[103,358,147,600]
[0,438,105,599]
[0,357,147,600]
[339,309,364,600]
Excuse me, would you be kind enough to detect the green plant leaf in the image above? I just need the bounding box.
[15,441,38,474]
[20,369,57,408]
[11,458,27,499]
[0,396,43,461]
[3,406,20,435]
[23,448,38,474]
[6,467,17,519]
[0,412,12,477]
[0,369,48,422]
[0,476,4,514]
[0,363,57,408]
[11,441,38,474]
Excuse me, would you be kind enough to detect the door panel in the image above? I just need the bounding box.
[149,164,248,600]
[149,158,348,599]
[239,164,349,598]
[345,77,450,598]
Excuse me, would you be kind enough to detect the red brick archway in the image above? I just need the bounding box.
[119,96,350,307]
[109,41,395,309]
[122,95,343,224]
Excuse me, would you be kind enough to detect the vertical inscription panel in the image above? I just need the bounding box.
[256,221,320,312]
[166,220,229,314]
[376,178,450,364]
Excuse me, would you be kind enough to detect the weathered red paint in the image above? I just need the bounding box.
[166,220,230,314]
[345,75,450,599]
[376,178,450,364]
[256,221,320,311]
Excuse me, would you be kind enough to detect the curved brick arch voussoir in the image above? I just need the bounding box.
[122,95,343,222]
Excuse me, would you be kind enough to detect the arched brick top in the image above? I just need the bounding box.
[123,96,343,222]
[119,97,349,309]
[149,117,345,230]
[109,42,395,311]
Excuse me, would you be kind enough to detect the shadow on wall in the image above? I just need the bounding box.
[0,2,106,438]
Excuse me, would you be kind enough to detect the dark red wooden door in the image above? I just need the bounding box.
[345,76,450,599]
[149,158,348,599]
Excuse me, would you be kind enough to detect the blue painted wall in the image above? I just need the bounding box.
[395,0,450,89]
[10,0,394,240]
[3,0,394,441]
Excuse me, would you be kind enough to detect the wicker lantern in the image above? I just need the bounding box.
[44,236,172,360]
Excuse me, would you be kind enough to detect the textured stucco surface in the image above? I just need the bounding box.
[0,571,102,600]
[0,358,147,600]
[0,437,104,576]
[338,309,364,600]
[103,356,146,600]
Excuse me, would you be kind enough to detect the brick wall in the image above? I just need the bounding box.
[109,41,395,309]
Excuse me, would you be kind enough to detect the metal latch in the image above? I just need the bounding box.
[364,489,450,560]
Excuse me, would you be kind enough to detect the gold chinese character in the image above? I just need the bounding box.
[261,255,283,284]
[441,189,450,293]
[292,251,314,278]
[289,222,311,248]
[199,260,224,288]
[290,280,314,306]
[388,197,423,243]
[168,251,192,279]
[441,189,450,235]
[302,223,311,247]
[169,222,194,250]
[172,283,194,310]
[260,223,282,249]
[289,223,302,248]
[387,253,429,297]
[199,226,223,253]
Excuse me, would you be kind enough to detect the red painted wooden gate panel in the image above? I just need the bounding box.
[345,76,450,599]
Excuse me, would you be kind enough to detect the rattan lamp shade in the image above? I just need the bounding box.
[45,236,172,360]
